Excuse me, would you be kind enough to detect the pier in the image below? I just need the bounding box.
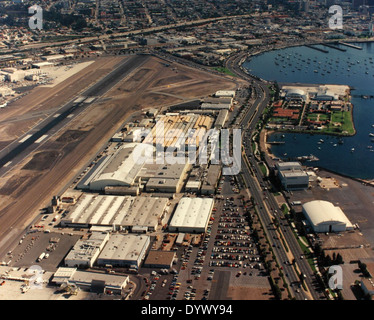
[267,141,285,145]
[304,44,329,53]
[352,94,374,99]
[285,154,320,162]
[322,43,347,52]
[338,42,363,50]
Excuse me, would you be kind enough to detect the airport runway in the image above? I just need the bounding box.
[0,55,149,177]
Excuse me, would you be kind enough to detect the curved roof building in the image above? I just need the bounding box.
[302,200,353,233]
[284,88,307,101]
[89,143,153,191]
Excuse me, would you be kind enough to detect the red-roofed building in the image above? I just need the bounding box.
[273,108,299,120]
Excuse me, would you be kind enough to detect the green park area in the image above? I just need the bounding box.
[322,110,355,135]
[212,66,237,77]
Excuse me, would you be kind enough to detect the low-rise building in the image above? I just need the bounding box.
[169,197,214,233]
[143,251,176,269]
[52,267,129,294]
[61,195,169,232]
[64,232,110,268]
[276,162,309,190]
[97,234,150,268]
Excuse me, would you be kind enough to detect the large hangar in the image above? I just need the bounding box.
[169,197,214,233]
[89,143,150,191]
[302,200,354,233]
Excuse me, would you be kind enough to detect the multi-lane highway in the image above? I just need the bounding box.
[226,52,322,300]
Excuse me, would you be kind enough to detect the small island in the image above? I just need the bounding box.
[265,83,355,136]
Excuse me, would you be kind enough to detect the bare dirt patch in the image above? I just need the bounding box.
[226,286,273,300]
[0,172,42,196]
[153,74,191,87]
[55,129,89,144]
[22,150,61,171]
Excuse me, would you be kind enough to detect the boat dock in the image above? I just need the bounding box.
[352,94,374,99]
[305,44,329,53]
[267,141,285,145]
[288,154,320,162]
[322,43,347,52]
[338,42,363,50]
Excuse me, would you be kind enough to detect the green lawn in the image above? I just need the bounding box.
[212,67,237,77]
[259,163,268,176]
[324,111,355,135]
[318,113,330,121]
[307,114,318,121]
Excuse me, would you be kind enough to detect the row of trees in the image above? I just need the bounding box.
[314,243,344,267]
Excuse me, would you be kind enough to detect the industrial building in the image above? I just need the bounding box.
[201,102,231,110]
[215,90,236,98]
[97,234,150,268]
[201,164,221,195]
[185,180,201,193]
[64,232,110,268]
[121,196,170,231]
[52,267,129,294]
[302,200,354,233]
[88,143,149,191]
[201,97,233,111]
[61,195,169,232]
[275,162,309,191]
[143,251,176,269]
[169,197,214,233]
[142,114,213,150]
[143,162,191,193]
[214,109,229,129]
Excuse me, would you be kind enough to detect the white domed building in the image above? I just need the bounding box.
[302,200,354,233]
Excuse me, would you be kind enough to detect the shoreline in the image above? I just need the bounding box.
[263,129,374,183]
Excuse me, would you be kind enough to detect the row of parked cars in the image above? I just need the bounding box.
[209,196,262,271]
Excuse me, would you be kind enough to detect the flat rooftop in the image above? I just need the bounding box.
[62,195,168,229]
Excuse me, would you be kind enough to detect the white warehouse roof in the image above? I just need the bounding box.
[302,200,353,232]
[215,90,236,97]
[97,234,150,267]
[61,195,168,231]
[169,197,214,233]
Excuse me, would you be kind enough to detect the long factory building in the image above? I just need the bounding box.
[142,114,213,150]
[61,195,170,232]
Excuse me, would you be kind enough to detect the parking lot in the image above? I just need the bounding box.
[5,231,81,272]
[148,176,270,301]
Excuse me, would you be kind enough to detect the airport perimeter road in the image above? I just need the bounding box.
[226,53,321,300]
[0,55,149,176]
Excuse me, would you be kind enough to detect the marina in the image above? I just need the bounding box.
[244,42,374,179]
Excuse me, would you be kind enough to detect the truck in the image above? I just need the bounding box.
[37,252,45,262]
[291,201,301,206]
